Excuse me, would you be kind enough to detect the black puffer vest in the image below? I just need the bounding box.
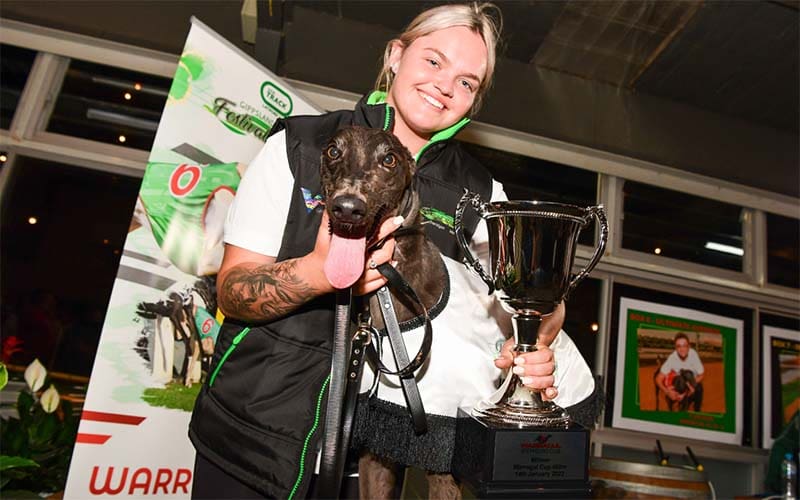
[189,95,492,498]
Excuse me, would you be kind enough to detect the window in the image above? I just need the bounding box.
[1,156,141,375]
[622,180,744,271]
[46,59,172,150]
[0,44,37,129]
[766,213,800,289]
[563,277,603,372]
[460,141,599,246]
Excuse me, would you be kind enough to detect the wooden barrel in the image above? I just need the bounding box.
[589,457,711,499]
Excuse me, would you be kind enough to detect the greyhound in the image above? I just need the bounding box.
[655,364,698,413]
[320,126,458,498]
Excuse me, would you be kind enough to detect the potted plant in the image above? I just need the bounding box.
[1,359,79,498]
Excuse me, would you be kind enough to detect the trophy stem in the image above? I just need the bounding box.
[474,312,571,428]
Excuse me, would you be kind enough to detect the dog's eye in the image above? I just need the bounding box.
[325,145,341,160]
[381,153,397,168]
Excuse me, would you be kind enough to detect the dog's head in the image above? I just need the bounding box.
[320,126,415,241]
[672,369,697,393]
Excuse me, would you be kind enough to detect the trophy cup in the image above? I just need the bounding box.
[451,190,608,499]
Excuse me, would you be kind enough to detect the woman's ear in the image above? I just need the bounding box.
[388,40,404,73]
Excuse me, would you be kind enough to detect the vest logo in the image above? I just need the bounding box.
[301,187,324,213]
[260,82,293,117]
[420,207,454,229]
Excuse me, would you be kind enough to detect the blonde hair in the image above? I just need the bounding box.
[375,2,502,116]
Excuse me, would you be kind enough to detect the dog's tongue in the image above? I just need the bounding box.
[324,234,366,289]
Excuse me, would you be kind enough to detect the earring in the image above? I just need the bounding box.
[391,64,398,74]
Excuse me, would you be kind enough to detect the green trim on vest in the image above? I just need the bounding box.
[208,327,250,387]
[288,375,330,500]
[365,91,470,161]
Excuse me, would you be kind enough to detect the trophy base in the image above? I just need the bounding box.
[452,407,591,499]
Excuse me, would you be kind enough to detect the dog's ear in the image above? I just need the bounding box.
[401,144,416,175]
[396,188,420,223]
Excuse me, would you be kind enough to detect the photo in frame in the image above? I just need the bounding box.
[612,297,743,444]
[761,323,800,448]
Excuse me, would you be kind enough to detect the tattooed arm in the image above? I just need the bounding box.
[217,215,335,322]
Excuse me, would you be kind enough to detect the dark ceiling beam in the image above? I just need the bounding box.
[628,1,703,88]
[769,0,800,11]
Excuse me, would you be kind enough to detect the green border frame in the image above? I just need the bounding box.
[620,307,738,434]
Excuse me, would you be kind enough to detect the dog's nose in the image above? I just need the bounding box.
[331,195,367,223]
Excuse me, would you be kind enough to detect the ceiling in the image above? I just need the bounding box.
[291,0,798,132]
[1,0,799,200]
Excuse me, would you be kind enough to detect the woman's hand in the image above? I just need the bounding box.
[495,339,558,400]
[493,302,566,401]
[352,215,404,296]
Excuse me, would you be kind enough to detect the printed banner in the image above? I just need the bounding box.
[762,325,800,448]
[65,18,320,498]
[612,297,743,444]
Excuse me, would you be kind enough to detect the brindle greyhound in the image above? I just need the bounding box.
[320,126,459,498]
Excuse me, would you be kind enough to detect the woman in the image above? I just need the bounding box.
[189,3,596,498]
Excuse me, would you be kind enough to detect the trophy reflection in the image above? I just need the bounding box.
[455,191,608,427]
[452,190,608,498]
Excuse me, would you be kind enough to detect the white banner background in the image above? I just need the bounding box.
[65,19,320,498]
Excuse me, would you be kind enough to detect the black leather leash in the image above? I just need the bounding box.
[365,262,432,434]
[318,221,433,498]
[318,288,352,497]
[373,283,428,434]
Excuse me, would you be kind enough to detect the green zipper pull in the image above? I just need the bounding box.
[208,327,251,387]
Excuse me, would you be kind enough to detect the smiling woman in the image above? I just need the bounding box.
[189,3,598,500]
[384,26,488,154]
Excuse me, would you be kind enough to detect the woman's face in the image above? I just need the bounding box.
[387,26,488,146]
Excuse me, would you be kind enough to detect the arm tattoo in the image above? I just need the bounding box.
[219,259,317,321]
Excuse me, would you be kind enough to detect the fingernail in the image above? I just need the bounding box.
[393,215,404,225]
[513,357,525,365]
[391,260,398,267]
[521,376,534,385]
[512,366,525,375]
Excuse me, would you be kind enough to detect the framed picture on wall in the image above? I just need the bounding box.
[612,297,744,444]
[761,319,800,448]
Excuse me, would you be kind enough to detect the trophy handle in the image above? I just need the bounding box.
[567,205,608,294]
[454,189,494,293]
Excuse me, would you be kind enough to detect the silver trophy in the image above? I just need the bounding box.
[455,191,608,427]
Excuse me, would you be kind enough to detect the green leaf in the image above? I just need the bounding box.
[0,362,8,390]
[0,455,39,471]
[16,391,33,418]
[0,489,42,498]
[29,412,58,446]
[1,419,26,456]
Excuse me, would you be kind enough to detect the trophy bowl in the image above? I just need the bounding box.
[455,191,608,428]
